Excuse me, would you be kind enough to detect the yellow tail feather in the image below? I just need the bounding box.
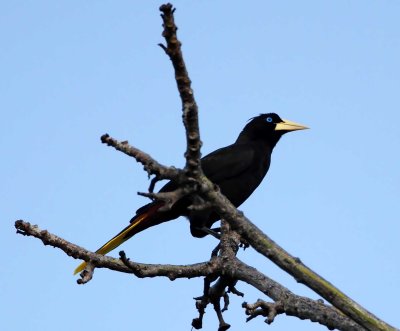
[73,213,149,275]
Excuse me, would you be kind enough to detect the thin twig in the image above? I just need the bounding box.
[101,133,182,181]
[159,4,202,177]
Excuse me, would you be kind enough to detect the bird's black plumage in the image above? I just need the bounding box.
[74,113,307,275]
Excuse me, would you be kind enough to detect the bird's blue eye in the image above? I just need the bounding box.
[266,117,273,123]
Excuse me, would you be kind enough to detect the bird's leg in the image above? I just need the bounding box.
[198,226,221,239]
[211,243,221,257]
[210,226,221,233]
[148,176,159,193]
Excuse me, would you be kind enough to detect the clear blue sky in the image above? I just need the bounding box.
[3,1,399,330]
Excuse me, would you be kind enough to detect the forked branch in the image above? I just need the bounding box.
[14,3,397,331]
[15,219,364,331]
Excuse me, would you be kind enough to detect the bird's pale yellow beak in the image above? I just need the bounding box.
[275,119,309,132]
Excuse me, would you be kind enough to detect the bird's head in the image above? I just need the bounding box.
[236,113,308,146]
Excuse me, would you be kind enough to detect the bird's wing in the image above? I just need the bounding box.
[201,143,255,183]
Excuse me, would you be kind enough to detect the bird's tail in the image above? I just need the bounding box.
[73,202,163,275]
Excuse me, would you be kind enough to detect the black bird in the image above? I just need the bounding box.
[74,113,307,274]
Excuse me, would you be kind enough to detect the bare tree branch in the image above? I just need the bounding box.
[14,3,398,331]
[243,300,284,324]
[15,220,215,281]
[15,220,131,275]
[235,259,366,331]
[159,3,202,178]
[154,6,395,330]
[200,187,397,331]
[15,219,364,330]
[217,221,367,331]
[101,133,182,182]
[119,251,217,280]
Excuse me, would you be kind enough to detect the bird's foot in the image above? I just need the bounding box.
[239,237,250,250]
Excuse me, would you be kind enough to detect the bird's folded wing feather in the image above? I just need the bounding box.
[201,144,255,183]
